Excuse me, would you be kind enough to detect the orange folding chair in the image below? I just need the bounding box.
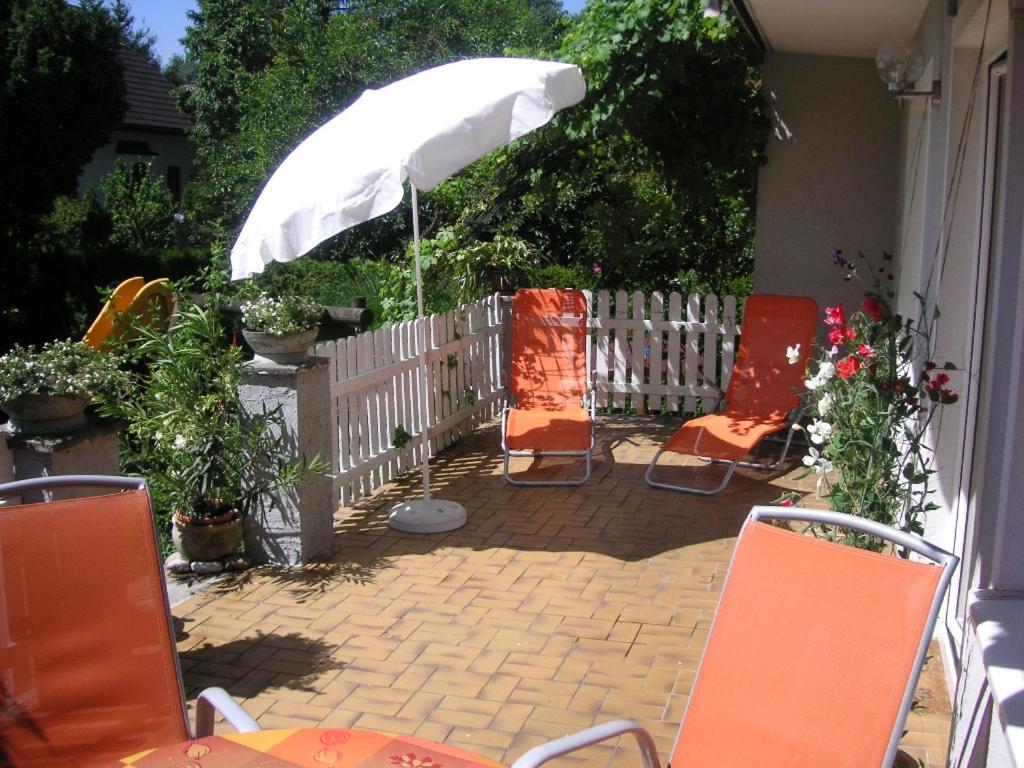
[646,293,818,494]
[512,506,959,768]
[0,475,259,766]
[501,288,595,486]
[83,277,174,350]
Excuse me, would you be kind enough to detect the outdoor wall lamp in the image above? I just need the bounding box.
[876,39,941,107]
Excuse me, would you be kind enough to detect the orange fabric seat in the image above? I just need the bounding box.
[647,294,818,494]
[502,288,594,485]
[505,404,592,452]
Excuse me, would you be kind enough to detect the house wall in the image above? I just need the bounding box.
[752,52,901,342]
[888,0,1022,766]
[78,128,194,203]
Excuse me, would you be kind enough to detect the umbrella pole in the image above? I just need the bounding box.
[411,184,431,502]
[387,184,467,534]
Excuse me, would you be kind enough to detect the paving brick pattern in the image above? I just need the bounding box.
[175,416,951,767]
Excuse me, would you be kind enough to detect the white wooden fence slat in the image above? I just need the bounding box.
[630,291,645,415]
[702,294,719,413]
[722,295,739,392]
[684,294,700,413]
[613,290,628,410]
[595,291,611,409]
[649,292,664,415]
[667,293,682,412]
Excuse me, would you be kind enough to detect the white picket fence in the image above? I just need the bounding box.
[317,291,739,506]
[316,294,506,506]
[590,290,740,415]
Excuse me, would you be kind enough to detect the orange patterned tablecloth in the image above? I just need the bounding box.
[107,727,508,768]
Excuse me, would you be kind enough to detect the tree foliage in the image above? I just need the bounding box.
[0,0,125,251]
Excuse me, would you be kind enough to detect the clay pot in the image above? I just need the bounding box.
[171,508,244,562]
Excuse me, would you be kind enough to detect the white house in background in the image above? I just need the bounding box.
[734,0,1024,764]
[78,48,194,202]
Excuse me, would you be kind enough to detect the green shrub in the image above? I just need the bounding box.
[100,160,175,251]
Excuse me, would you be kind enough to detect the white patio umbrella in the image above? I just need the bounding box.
[230,57,586,533]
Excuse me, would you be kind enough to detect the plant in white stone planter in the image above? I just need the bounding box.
[240,293,323,363]
[0,339,127,434]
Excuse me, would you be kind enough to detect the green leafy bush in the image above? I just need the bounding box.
[101,294,325,549]
[100,159,175,251]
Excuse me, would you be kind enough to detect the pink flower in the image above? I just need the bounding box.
[827,324,856,346]
[592,263,602,274]
[780,498,795,507]
[857,344,876,359]
[824,304,846,327]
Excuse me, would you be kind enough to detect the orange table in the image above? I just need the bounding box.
[105,727,507,768]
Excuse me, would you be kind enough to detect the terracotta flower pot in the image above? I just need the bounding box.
[171,508,244,562]
[242,328,319,364]
[0,394,89,436]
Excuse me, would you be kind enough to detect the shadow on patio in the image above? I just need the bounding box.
[175,416,951,767]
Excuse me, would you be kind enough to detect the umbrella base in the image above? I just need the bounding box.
[388,498,467,533]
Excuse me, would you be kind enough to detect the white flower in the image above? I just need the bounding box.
[817,361,836,380]
[173,434,188,450]
[817,393,834,417]
[802,447,821,467]
[806,419,833,445]
[786,344,801,365]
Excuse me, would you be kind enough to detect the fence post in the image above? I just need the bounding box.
[238,356,333,565]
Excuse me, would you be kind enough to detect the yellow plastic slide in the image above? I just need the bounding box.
[83,277,174,350]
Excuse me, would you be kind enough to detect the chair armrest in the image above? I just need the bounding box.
[195,686,261,736]
[510,719,661,768]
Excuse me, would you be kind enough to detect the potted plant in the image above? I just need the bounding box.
[783,252,959,552]
[0,339,127,435]
[102,296,325,562]
[240,293,323,363]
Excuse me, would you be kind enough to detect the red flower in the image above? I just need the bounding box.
[824,304,846,327]
[861,295,888,322]
[836,355,862,379]
[856,343,877,359]
[828,324,856,346]
[924,361,937,371]
[780,498,795,507]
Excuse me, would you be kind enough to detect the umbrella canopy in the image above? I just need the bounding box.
[230,57,586,279]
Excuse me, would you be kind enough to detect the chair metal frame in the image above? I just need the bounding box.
[502,291,596,487]
[510,506,959,768]
[644,403,802,495]
[0,475,260,750]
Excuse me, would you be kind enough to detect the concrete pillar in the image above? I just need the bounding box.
[1,419,121,502]
[238,356,333,565]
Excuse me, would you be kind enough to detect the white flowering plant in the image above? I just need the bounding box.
[0,339,127,404]
[240,293,322,336]
[783,252,958,551]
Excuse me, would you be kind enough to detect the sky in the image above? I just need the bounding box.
[125,0,587,67]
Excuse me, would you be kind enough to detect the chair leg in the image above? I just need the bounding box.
[645,448,738,495]
[504,447,592,487]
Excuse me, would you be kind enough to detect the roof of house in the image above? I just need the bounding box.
[117,47,191,134]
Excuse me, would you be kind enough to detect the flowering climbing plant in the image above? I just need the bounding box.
[787,252,959,551]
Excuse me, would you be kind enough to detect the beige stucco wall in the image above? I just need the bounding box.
[78,128,194,203]
[752,52,901,343]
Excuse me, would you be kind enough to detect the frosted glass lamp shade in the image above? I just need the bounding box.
[876,39,926,92]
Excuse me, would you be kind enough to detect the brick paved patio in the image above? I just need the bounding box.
[173,416,952,767]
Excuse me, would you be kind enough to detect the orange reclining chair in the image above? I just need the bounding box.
[512,506,959,768]
[646,293,818,494]
[501,288,595,486]
[0,475,259,766]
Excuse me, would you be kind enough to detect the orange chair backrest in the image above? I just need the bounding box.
[83,276,146,350]
[671,520,943,768]
[0,488,188,766]
[724,294,817,416]
[510,289,588,410]
[83,278,174,351]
